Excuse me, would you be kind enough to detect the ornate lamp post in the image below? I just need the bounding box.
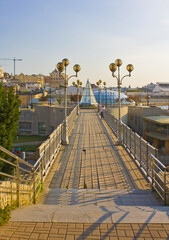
[96,80,103,106]
[103,82,107,108]
[57,59,81,145]
[146,93,151,106]
[109,59,134,144]
[72,80,82,115]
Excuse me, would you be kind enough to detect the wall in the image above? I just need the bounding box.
[128,106,169,136]
[18,105,73,136]
[107,106,129,124]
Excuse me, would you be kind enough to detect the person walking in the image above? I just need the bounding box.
[100,105,105,119]
[22,151,26,161]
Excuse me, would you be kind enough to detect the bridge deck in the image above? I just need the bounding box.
[44,110,151,191]
[37,110,160,207]
[1,110,169,240]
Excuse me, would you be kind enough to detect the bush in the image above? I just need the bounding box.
[0,205,11,225]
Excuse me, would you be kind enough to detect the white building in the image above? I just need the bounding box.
[153,82,169,96]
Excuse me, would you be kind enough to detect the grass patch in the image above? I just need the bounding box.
[15,145,37,152]
[0,202,18,226]
[0,206,12,226]
[13,135,47,144]
[0,206,10,225]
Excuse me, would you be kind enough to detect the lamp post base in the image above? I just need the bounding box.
[117,122,122,145]
[116,138,122,145]
[62,124,69,145]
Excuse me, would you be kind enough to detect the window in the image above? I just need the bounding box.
[38,122,46,135]
[19,122,31,129]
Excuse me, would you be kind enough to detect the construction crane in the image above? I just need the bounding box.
[0,57,22,78]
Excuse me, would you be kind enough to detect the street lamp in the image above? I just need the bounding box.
[146,93,151,106]
[72,80,82,115]
[103,82,107,108]
[96,80,103,106]
[57,59,81,145]
[109,59,134,144]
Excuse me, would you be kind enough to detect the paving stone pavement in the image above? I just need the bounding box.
[1,222,169,240]
[1,110,169,239]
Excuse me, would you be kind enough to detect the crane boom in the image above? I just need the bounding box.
[0,57,22,77]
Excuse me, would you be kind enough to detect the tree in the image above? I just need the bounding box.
[0,84,21,171]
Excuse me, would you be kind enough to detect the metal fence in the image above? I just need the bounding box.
[104,110,169,205]
[0,106,77,208]
[0,145,35,208]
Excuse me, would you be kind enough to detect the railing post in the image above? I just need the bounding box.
[41,154,43,188]
[32,167,36,204]
[140,136,142,167]
[53,134,54,156]
[16,157,20,207]
[116,119,118,135]
[130,129,132,153]
[155,148,158,158]
[123,124,125,145]
[146,143,149,177]
[126,126,127,147]
[134,132,136,160]
[151,156,154,190]
[164,167,167,205]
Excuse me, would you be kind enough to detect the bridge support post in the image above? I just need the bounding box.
[32,168,36,204]
[140,136,142,167]
[41,155,43,189]
[146,143,149,177]
[16,157,20,207]
[151,158,154,190]
[134,132,136,160]
[164,167,167,205]
[130,129,132,153]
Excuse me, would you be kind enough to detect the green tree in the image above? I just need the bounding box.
[0,84,21,171]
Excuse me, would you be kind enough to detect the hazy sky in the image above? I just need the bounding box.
[1,0,169,87]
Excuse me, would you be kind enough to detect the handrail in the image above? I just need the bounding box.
[0,156,17,167]
[34,152,44,168]
[0,106,78,208]
[104,109,169,205]
[0,145,33,168]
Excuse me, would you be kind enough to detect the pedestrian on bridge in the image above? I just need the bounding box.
[100,105,105,119]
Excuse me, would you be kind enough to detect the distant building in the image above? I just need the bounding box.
[0,66,4,78]
[143,82,155,91]
[49,68,67,89]
[19,82,41,92]
[153,82,169,96]
[143,115,169,155]
[128,105,169,157]
[18,105,73,136]
[13,73,44,89]
[18,92,47,108]
[56,85,83,95]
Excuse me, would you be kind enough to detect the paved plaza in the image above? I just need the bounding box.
[1,110,169,239]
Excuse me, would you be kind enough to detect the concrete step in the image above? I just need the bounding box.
[11,204,169,224]
[38,188,162,206]
[11,188,169,224]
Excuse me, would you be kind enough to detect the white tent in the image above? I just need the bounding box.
[80,79,97,106]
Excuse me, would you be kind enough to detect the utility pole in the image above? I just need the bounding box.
[0,57,22,78]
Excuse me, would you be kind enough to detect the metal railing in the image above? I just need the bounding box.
[151,155,169,205]
[0,145,35,208]
[104,110,169,205]
[0,106,77,208]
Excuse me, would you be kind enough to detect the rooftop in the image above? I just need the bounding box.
[143,115,169,125]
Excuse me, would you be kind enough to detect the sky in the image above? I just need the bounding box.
[1,0,169,88]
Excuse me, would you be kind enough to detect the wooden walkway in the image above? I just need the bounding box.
[43,110,151,191]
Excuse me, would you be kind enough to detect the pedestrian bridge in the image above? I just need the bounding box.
[1,107,169,239]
